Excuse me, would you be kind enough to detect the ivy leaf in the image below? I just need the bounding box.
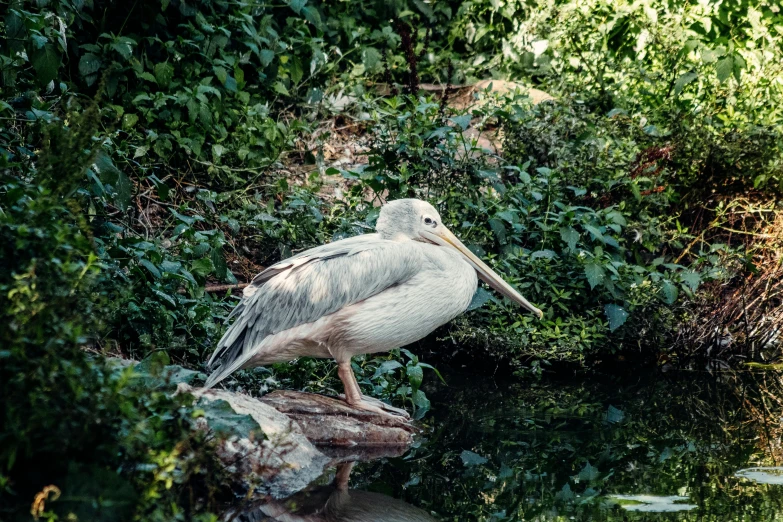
[579,462,600,481]
[556,483,575,502]
[606,405,625,423]
[31,44,61,86]
[585,264,605,289]
[604,304,629,332]
[716,56,733,83]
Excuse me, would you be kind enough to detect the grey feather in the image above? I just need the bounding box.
[204,234,422,387]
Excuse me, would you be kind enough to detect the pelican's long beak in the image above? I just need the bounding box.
[421,228,544,318]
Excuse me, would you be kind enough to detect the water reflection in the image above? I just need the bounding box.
[237,463,435,522]
[607,494,697,512]
[345,366,783,520]
[230,365,783,520]
[736,467,783,485]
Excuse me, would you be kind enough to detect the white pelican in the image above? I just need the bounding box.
[205,198,542,417]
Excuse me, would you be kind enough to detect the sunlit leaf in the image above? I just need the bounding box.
[460,450,488,466]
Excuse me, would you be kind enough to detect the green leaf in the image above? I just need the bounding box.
[122,113,139,130]
[659,280,679,304]
[78,53,102,77]
[716,56,733,83]
[461,450,488,466]
[583,224,605,243]
[407,364,423,392]
[371,360,403,380]
[139,259,161,279]
[288,0,307,14]
[680,271,701,291]
[585,264,605,289]
[450,114,472,131]
[604,304,628,332]
[560,226,580,251]
[289,56,304,83]
[606,405,625,423]
[579,462,600,481]
[467,287,492,311]
[154,62,174,87]
[273,81,289,96]
[488,218,506,244]
[211,247,227,279]
[160,260,182,273]
[93,151,132,211]
[260,49,275,67]
[31,44,61,86]
[361,47,382,72]
[556,483,575,502]
[411,389,430,410]
[301,6,322,27]
[191,258,213,277]
[673,72,697,95]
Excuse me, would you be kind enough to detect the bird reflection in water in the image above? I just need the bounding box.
[239,462,435,522]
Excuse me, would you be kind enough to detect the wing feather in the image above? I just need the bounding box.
[204,234,421,387]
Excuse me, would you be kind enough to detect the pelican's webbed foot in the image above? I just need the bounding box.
[338,360,411,421]
[359,394,411,418]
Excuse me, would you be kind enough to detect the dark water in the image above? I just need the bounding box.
[253,367,783,521]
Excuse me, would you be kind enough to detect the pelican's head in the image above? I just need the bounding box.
[377,199,543,318]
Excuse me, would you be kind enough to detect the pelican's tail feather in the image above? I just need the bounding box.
[204,329,251,389]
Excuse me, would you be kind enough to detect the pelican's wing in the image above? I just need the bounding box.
[204,233,421,388]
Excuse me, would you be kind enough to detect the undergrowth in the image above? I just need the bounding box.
[2,0,782,518]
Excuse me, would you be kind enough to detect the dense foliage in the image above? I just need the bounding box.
[2,0,782,518]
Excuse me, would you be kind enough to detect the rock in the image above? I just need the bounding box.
[179,384,331,499]
[259,390,416,448]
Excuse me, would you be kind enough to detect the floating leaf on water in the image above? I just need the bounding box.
[607,495,697,512]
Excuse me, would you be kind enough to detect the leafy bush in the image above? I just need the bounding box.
[0,107,231,520]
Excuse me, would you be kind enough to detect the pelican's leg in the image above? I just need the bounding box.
[337,361,410,419]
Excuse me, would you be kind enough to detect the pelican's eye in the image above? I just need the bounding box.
[424,217,437,227]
